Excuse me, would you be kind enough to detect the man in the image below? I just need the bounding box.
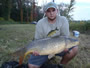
[28,2,78,68]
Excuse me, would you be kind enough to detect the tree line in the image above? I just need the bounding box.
[0,0,75,23]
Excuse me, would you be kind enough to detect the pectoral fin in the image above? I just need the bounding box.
[48,54,55,59]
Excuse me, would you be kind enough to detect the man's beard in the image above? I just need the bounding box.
[48,17,56,21]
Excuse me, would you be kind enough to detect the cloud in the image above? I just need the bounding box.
[71,1,90,20]
[72,4,90,20]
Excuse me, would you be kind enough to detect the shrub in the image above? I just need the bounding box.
[0,17,5,21]
[70,21,90,33]
[9,19,15,22]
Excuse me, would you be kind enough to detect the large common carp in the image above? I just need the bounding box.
[13,36,79,65]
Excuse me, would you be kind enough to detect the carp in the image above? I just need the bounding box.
[12,36,79,65]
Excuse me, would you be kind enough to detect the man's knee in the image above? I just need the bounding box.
[60,46,78,64]
[28,64,40,68]
[65,46,78,58]
[72,46,78,55]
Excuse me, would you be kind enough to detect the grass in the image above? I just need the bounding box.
[0,24,35,66]
[0,24,90,68]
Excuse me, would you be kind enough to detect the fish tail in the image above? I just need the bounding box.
[19,51,33,65]
[24,51,33,59]
[13,47,26,56]
[19,56,24,65]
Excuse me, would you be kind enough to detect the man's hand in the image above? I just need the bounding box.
[64,48,69,53]
[32,51,39,56]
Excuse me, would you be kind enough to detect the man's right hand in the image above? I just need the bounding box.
[64,48,69,52]
[32,51,39,56]
[64,48,70,54]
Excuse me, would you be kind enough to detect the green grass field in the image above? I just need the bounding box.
[0,24,35,66]
[0,24,90,68]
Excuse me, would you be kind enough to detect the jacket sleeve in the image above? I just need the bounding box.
[34,22,44,40]
[60,16,70,37]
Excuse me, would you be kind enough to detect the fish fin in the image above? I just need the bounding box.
[19,52,32,65]
[24,51,33,59]
[55,27,59,30]
[12,47,26,58]
[19,56,24,65]
[48,54,55,59]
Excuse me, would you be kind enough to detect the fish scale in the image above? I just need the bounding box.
[12,36,79,65]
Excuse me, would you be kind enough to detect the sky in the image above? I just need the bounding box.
[36,0,90,20]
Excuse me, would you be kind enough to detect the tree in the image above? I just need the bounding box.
[17,0,23,23]
[25,0,29,23]
[58,0,75,20]
[0,0,43,22]
[1,0,12,20]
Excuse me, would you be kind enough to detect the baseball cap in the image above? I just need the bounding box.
[43,2,58,12]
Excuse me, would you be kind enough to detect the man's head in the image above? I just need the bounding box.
[43,2,58,21]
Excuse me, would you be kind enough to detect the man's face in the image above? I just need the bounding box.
[45,8,58,20]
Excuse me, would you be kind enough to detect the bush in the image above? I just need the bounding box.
[0,21,19,25]
[0,17,5,21]
[85,22,90,31]
[9,19,15,22]
[0,18,20,24]
[70,21,90,33]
